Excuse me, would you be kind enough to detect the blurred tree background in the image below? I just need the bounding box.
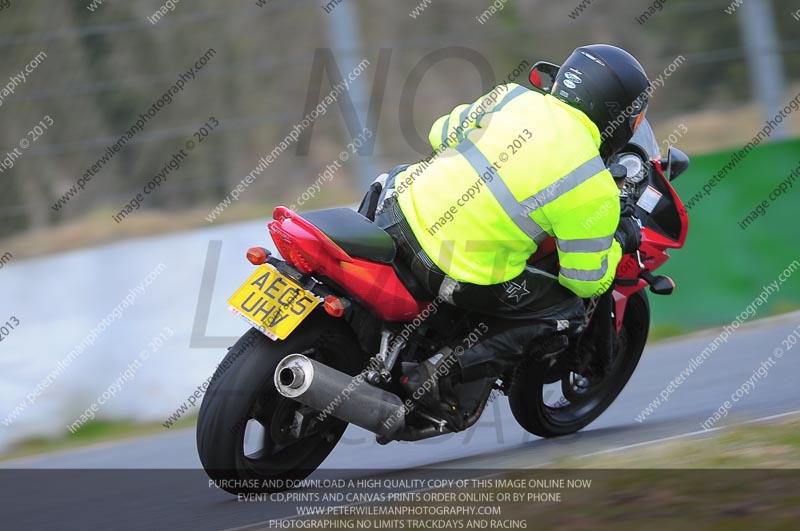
[0,0,798,251]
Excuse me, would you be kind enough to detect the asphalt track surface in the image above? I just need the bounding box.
[3,311,799,530]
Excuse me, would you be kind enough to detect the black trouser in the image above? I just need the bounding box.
[372,173,585,381]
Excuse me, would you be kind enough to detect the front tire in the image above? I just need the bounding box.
[509,290,650,438]
[196,311,361,494]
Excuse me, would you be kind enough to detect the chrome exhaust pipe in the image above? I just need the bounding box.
[274,354,406,438]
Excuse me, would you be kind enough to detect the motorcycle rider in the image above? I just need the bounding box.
[365,44,649,427]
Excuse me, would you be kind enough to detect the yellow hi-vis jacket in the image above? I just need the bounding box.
[395,83,622,298]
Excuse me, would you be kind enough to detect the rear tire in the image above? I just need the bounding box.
[509,290,649,438]
[196,311,361,494]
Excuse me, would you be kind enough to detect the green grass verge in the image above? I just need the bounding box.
[555,416,800,469]
[0,415,197,462]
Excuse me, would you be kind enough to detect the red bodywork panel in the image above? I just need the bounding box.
[610,160,689,330]
[268,207,428,322]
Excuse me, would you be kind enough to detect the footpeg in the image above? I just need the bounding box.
[640,271,675,295]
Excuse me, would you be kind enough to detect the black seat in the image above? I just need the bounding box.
[302,208,396,264]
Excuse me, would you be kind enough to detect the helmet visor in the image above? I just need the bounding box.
[629,97,649,133]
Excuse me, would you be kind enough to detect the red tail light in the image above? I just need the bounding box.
[269,224,315,274]
[288,247,314,274]
[271,231,293,262]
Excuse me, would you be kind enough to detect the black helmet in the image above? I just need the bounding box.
[552,44,650,159]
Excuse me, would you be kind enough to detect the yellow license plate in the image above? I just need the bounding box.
[228,265,320,340]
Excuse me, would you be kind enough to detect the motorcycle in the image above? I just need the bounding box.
[197,66,690,494]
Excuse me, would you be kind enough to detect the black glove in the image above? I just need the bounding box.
[615,216,642,254]
[619,193,637,218]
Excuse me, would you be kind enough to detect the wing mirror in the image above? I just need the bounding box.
[528,61,560,93]
[665,147,690,181]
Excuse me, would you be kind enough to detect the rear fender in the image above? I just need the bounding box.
[269,207,428,322]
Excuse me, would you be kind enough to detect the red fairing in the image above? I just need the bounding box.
[269,207,429,322]
[612,160,689,330]
[653,158,690,248]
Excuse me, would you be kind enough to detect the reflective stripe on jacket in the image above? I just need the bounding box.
[395,83,622,298]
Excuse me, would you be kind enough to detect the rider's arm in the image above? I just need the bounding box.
[428,105,471,151]
[550,192,623,299]
[428,83,525,151]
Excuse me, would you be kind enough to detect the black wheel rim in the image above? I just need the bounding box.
[539,328,630,427]
[235,351,346,477]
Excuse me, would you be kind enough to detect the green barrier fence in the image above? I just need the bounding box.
[649,137,800,332]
